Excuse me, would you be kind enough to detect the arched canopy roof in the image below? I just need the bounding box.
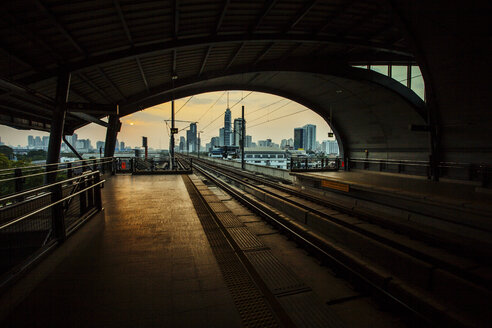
[118,61,428,159]
[0,0,416,132]
[0,0,435,161]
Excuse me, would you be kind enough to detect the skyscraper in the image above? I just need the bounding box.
[294,128,305,150]
[224,108,232,146]
[219,128,225,146]
[233,118,245,146]
[245,135,252,148]
[179,136,185,152]
[303,124,316,151]
[42,136,49,149]
[186,123,197,152]
[28,136,35,148]
[34,136,42,147]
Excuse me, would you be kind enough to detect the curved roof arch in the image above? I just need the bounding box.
[119,61,429,160]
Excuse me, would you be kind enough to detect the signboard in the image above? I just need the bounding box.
[170,128,178,134]
[321,180,349,192]
[328,132,334,138]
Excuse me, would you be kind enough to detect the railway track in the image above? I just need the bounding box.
[178,154,491,327]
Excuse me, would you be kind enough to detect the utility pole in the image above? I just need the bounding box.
[241,105,245,170]
[197,130,203,158]
[170,100,175,169]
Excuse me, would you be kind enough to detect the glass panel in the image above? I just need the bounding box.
[370,65,389,76]
[391,65,407,86]
[352,65,368,69]
[410,66,425,100]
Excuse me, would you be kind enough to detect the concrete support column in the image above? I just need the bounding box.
[46,72,71,179]
[47,72,71,241]
[104,114,121,158]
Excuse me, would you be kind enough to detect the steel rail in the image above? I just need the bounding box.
[191,157,491,288]
[190,160,433,326]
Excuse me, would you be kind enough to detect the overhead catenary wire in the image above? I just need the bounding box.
[175,95,194,114]
[248,100,293,123]
[248,108,310,129]
[230,91,253,109]
[248,98,286,115]
[196,91,227,124]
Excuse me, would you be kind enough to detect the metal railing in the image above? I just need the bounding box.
[0,160,108,290]
[113,157,192,174]
[0,157,114,198]
[290,157,340,172]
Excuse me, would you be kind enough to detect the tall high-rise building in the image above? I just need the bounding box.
[120,141,125,150]
[219,128,225,146]
[245,135,253,148]
[224,108,232,146]
[34,136,42,147]
[179,136,185,152]
[233,118,245,146]
[28,136,35,148]
[186,123,197,152]
[321,140,339,155]
[42,136,49,148]
[303,124,316,151]
[294,128,305,150]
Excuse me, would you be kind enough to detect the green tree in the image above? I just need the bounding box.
[0,145,14,160]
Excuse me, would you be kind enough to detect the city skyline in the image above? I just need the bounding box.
[0,91,336,149]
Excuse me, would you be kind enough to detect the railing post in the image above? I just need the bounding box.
[112,158,116,175]
[67,163,73,184]
[79,177,87,214]
[14,168,24,202]
[87,174,94,209]
[94,172,102,210]
[305,158,308,170]
[92,159,97,171]
[52,184,66,241]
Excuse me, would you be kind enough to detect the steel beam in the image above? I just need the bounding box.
[97,66,126,100]
[251,0,277,32]
[34,0,85,55]
[113,0,133,45]
[254,42,275,65]
[216,0,230,33]
[225,43,244,70]
[77,72,114,103]
[135,57,149,92]
[285,0,318,32]
[316,0,357,35]
[199,46,212,75]
[69,112,108,127]
[20,33,414,84]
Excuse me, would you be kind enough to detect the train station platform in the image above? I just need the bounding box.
[290,170,492,213]
[290,170,492,251]
[1,175,243,327]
